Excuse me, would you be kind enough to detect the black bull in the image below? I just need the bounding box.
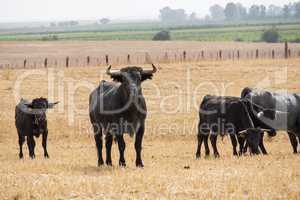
[89,65,157,167]
[195,95,266,158]
[15,98,58,159]
[241,87,300,153]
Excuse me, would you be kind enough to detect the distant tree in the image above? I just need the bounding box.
[283,5,290,17]
[261,27,279,43]
[159,6,187,24]
[188,12,199,24]
[267,5,283,17]
[260,5,266,18]
[224,3,238,20]
[249,5,260,19]
[236,3,247,19]
[209,4,225,21]
[58,21,79,27]
[153,30,171,41]
[204,15,211,22]
[189,12,198,21]
[99,18,110,24]
[50,22,56,27]
[69,21,79,26]
[294,2,300,17]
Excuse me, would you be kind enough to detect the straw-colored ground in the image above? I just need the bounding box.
[0,55,300,199]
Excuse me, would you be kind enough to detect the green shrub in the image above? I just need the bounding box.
[261,28,279,43]
[152,30,171,41]
[41,35,59,41]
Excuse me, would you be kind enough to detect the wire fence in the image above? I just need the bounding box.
[1,43,300,69]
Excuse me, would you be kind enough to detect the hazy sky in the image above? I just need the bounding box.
[1,0,298,22]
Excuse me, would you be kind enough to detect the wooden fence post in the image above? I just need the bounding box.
[127,54,131,64]
[164,52,169,63]
[284,41,288,59]
[44,58,48,68]
[24,59,27,68]
[87,56,90,66]
[105,55,109,65]
[219,50,222,60]
[66,56,69,68]
[288,49,291,58]
[256,49,259,59]
[272,50,275,59]
[237,50,240,60]
[183,51,186,62]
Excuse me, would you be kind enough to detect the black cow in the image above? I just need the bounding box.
[241,87,300,153]
[196,95,263,158]
[15,97,58,159]
[89,65,157,167]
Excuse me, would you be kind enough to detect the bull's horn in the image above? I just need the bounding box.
[257,111,264,118]
[239,130,247,134]
[143,64,157,74]
[106,65,121,76]
[260,129,271,132]
[48,101,59,108]
[24,103,32,107]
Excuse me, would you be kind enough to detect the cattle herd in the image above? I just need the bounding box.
[15,65,300,167]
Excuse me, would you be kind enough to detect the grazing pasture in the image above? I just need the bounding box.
[0,42,300,199]
[1,23,300,42]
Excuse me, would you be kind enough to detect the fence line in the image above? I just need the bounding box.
[1,45,300,69]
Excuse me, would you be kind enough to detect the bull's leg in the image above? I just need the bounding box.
[94,124,104,166]
[196,133,203,159]
[210,134,219,158]
[237,136,246,155]
[259,132,268,155]
[116,134,126,167]
[196,122,204,159]
[288,132,298,154]
[27,135,36,159]
[135,124,144,167]
[229,134,238,156]
[42,129,49,158]
[105,133,113,166]
[203,134,210,157]
[18,134,25,159]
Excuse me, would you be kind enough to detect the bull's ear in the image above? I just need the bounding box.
[48,101,59,109]
[263,109,276,120]
[141,64,157,81]
[106,66,122,82]
[141,73,153,81]
[110,74,123,82]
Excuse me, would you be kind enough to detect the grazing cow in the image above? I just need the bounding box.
[241,87,300,153]
[15,97,58,159]
[196,95,263,158]
[89,65,157,167]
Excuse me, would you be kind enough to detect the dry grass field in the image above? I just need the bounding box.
[0,41,300,199]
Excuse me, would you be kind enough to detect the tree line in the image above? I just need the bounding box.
[159,2,300,24]
[209,2,300,21]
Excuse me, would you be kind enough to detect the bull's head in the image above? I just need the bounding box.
[239,128,271,155]
[26,97,59,111]
[239,128,260,155]
[25,97,59,129]
[106,64,157,101]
